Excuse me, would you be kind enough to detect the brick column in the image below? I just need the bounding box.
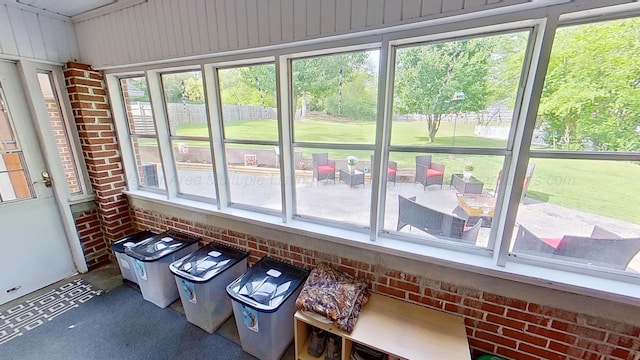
[64,62,134,266]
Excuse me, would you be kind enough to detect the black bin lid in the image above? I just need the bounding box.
[169,242,248,283]
[111,230,156,254]
[226,257,309,313]
[125,229,199,262]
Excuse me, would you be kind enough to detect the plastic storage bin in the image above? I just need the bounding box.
[110,230,156,284]
[126,229,199,308]
[226,257,309,360]
[169,242,248,333]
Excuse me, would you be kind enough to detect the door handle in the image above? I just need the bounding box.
[33,170,52,187]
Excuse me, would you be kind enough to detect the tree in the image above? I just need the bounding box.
[292,52,367,119]
[538,18,640,151]
[394,38,493,142]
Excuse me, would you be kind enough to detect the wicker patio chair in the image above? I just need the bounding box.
[415,155,445,190]
[397,195,465,239]
[370,155,397,185]
[495,163,536,200]
[312,153,335,185]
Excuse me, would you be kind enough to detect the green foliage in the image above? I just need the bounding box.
[162,71,204,104]
[538,18,640,151]
[323,72,378,121]
[394,37,495,141]
[219,65,277,107]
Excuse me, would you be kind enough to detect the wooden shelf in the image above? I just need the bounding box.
[294,293,470,360]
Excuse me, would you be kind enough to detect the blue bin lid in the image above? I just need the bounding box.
[125,229,199,262]
[226,257,309,313]
[169,242,248,283]
[110,230,156,254]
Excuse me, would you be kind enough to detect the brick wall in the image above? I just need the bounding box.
[44,98,81,194]
[130,205,640,360]
[63,62,134,265]
[73,207,108,269]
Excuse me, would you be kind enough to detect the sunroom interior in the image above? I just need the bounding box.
[1,0,639,359]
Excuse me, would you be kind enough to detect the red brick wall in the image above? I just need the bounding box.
[63,62,134,265]
[74,208,108,269]
[130,206,640,360]
[45,98,81,194]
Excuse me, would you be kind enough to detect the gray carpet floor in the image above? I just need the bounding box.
[1,284,258,360]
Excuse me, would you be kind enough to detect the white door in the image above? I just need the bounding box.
[0,61,76,305]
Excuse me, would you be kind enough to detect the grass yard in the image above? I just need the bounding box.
[169,118,639,224]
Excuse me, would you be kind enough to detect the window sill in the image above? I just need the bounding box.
[124,190,640,306]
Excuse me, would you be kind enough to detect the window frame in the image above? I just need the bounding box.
[104,8,640,304]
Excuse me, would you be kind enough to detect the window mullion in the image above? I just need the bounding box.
[203,65,227,208]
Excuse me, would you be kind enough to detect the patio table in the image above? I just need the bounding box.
[453,193,495,227]
[339,168,365,188]
[450,173,484,194]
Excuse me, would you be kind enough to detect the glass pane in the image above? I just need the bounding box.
[161,71,207,137]
[172,140,215,200]
[0,84,17,151]
[225,144,281,211]
[218,64,278,141]
[382,152,504,248]
[292,50,379,144]
[294,147,374,226]
[120,77,155,135]
[132,137,165,190]
[392,31,529,148]
[0,153,33,202]
[511,159,640,272]
[535,18,640,152]
[37,72,82,195]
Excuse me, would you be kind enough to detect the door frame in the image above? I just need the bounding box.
[13,59,89,273]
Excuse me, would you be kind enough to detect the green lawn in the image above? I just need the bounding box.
[170,118,639,224]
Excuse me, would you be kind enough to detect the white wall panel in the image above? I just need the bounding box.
[320,0,335,34]
[280,0,294,42]
[422,0,443,16]
[366,0,384,27]
[293,0,306,39]
[384,0,402,24]
[269,0,282,43]
[402,0,422,20]
[351,0,367,29]
[68,0,552,68]
[0,5,17,55]
[335,0,351,32]
[7,7,33,58]
[246,0,259,46]
[38,15,59,60]
[25,12,46,60]
[235,0,249,48]
[225,0,238,49]
[306,0,320,37]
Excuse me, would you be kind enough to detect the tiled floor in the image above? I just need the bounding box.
[1,263,295,360]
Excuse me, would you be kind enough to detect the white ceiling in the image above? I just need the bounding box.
[16,0,116,17]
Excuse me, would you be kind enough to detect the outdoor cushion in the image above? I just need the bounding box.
[387,168,396,175]
[426,169,443,177]
[540,237,562,249]
[317,165,335,173]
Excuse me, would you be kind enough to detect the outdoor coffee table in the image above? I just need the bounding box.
[339,168,365,188]
[450,173,484,194]
[453,193,495,227]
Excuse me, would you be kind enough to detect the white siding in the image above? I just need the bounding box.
[73,0,538,68]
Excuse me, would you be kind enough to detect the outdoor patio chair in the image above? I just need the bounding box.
[312,153,336,185]
[415,155,445,190]
[371,155,397,185]
[512,225,640,271]
[495,163,536,200]
[397,195,483,244]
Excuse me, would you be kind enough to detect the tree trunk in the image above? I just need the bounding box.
[301,90,308,119]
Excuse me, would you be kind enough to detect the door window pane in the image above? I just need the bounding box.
[392,31,529,148]
[292,50,379,144]
[162,71,207,137]
[172,140,215,199]
[0,153,32,201]
[0,85,17,150]
[294,147,374,227]
[225,144,281,211]
[511,159,640,272]
[132,138,164,189]
[383,152,504,248]
[218,64,278,141]
[534,18,640,152]
[37,72,83,195]
[121,77,155,135]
